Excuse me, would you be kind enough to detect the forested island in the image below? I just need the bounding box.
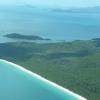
[0,39,100,100]
[4,33,50,40]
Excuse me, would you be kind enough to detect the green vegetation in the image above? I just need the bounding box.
[0,40,100,100]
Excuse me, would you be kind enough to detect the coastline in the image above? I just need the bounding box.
[0,59,87,100]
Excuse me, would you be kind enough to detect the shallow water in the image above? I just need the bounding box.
[0,60,86,100]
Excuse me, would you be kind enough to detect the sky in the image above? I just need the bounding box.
[0,0,100,8]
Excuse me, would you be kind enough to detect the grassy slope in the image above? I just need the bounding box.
[0,40,100,100]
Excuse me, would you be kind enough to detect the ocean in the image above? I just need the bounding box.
[0,5,100,42]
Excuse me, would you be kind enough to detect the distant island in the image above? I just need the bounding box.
[4,33,51,40]
[51,6,100,13]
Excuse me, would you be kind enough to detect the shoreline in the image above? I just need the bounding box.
[0,59,87,100]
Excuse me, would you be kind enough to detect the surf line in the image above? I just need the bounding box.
[0,59,87,100]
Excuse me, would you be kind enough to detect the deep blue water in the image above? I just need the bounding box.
[0,6,100,42]
[0,60,86,100]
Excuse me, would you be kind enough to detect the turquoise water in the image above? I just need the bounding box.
[0,60,86,100]
[0,6,100,42]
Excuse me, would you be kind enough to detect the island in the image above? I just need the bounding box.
[4,33,51,40]
[0,39,100,100]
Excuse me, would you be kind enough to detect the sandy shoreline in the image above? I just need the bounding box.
[0,59,87,100]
